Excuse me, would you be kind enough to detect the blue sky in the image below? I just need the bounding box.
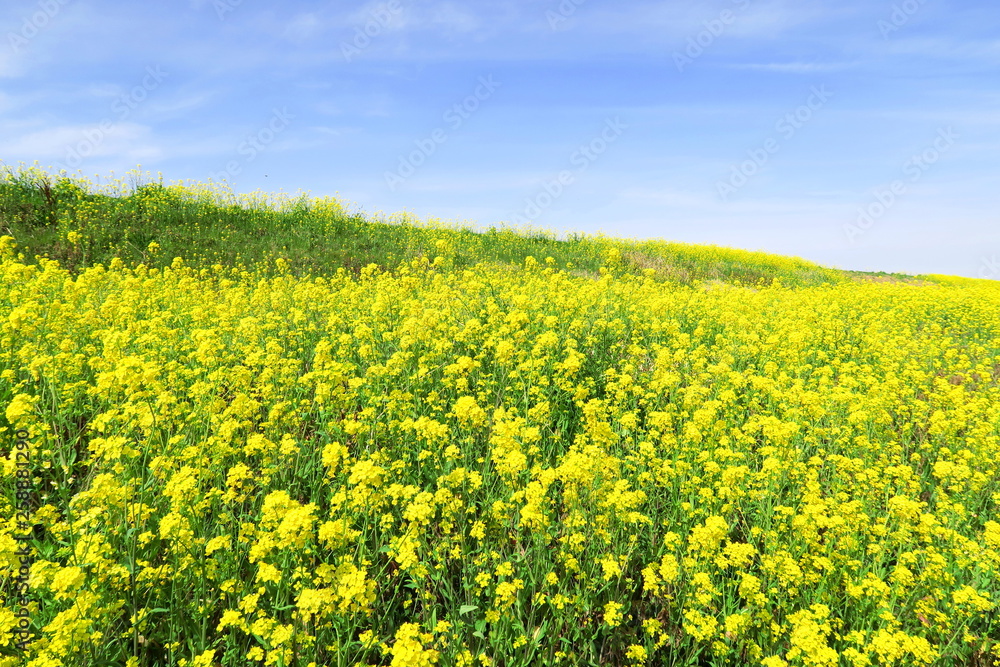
[2,0,998,278]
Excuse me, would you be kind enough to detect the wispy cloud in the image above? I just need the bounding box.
[145,93,215,118]
[0,49,25,78]
[423,3,485,35]
[729,62,856,73]
[0,123,162,166]
[282,12,323,42]
[877,36,1000,60]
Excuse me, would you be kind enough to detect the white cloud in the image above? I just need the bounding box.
[0,50,24,78]
[878,36,1000,62]
[283,12,322,42]
[729,62,855,73]
[308,126,348,138]
[0,122,163,168]
[551,0,835,46]
[426,3,483,34]
[725,1,814,39]
[617,186,713,210]
[85,83,121,98]
[147,93,214,118]
[343,1,407,32]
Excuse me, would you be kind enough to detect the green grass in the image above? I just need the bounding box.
[0,163,987,289]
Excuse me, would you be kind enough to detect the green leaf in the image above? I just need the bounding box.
[459,604,479,616]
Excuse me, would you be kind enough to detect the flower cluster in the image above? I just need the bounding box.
[1,198,999,666]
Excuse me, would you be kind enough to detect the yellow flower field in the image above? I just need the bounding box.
[1,180,1000,665]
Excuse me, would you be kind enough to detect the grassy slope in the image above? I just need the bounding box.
[1,165,967,289]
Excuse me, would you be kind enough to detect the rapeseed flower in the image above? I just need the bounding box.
[1,186,999,667]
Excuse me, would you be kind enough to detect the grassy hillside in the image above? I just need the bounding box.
[2,164,1000,667]
[2,165,852,287]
